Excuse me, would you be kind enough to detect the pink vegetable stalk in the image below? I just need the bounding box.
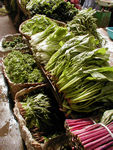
[72,123,100,136]
[95,141,113,150]
[84,134,113,150]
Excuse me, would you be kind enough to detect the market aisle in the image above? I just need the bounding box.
[0,15,24,150]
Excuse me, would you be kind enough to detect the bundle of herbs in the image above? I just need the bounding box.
[26,0,78,22]
[30,25,73,64]
[3,51,44,83]
[20,90,65,141]
[67,8,103,46]
[46,34,113,114]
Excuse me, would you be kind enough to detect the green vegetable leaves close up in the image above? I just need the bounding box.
[4,51,44,84]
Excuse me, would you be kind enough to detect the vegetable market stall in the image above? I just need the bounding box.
[1,1,113,149]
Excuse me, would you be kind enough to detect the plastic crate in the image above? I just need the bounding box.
[94,10,111,28]
[106,27,113,40]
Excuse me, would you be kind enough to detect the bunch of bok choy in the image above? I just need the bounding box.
[30,26,73,64]
[46,34,113,114]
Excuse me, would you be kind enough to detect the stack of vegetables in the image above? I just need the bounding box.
[30,25,73,64]
[3,51,45,84]
[21,9,113,115]
[19,90,65,142]
[45,33,113,114]
[65,110,113,150]
[67,8,103,46]
[20,14,56,36]
[26,0,78,22]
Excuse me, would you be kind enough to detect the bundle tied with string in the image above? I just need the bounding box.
[65,118,113,150]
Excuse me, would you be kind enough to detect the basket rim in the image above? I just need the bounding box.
[0,33,29,52]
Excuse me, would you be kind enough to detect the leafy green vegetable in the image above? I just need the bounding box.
[101,109,113,125]
[67,8,104,46]
[21,93,51,130]
[46,34,113,114]
[21,14,56,36]
[30,24,58,46]
[26,0,78,22]
[21,0,30,8]
[31,26,73,64]
[4,51,44,83]
[2,36,28,50]
[21,91,65,133]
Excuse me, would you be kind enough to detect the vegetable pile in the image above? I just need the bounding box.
[67,8,103,46]
[46,34,113,114]
[20,14,56,36]
[2,35,28,50]
[65,118,113,150]
[4,51,44,83]
[20,91,65,140]
[30,25,73,64]
[26,0,78,22]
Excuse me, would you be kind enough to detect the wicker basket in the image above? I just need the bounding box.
[2,59,46,99]
[0,33,30,55]
[14,84,68,150]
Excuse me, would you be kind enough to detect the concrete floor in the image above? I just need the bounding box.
[0,15,24,150]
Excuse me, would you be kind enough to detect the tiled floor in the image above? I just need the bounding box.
[0,15,24,150]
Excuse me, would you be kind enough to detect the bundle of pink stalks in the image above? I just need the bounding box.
[65,119,113,150]
[65,118,95,132]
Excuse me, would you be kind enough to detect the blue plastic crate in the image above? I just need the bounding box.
[106,27,113,40]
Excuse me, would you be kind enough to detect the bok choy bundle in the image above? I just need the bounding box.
[46,35,113,114]
[30,26,73,64]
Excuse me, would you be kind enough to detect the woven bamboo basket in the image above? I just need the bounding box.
[0,33,30,56]
[14,84,69,150]
[2,59,46,99]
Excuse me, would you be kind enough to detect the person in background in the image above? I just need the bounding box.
[65,0,81,9]
[82,0,100,10]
